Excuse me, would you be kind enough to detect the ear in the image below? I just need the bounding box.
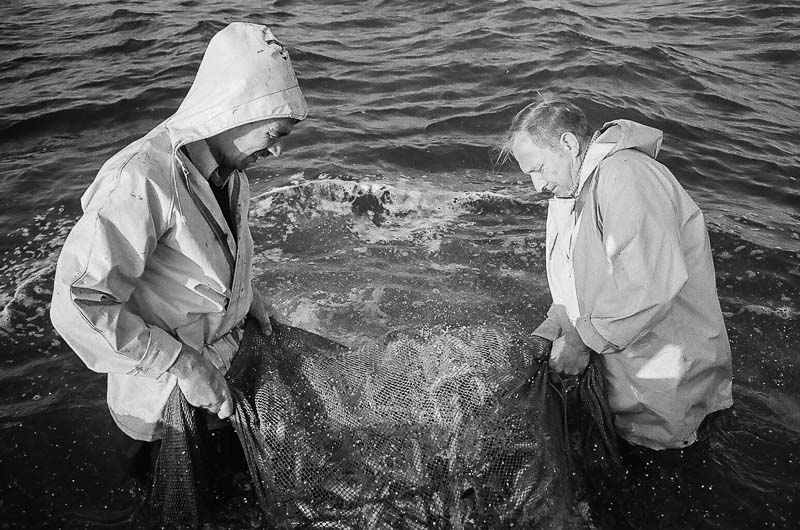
[560,132,581,158]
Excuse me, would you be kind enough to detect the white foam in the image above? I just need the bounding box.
[249,178,517,253]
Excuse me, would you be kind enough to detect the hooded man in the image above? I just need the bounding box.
[502,99,732,451]
[50,23,307,442]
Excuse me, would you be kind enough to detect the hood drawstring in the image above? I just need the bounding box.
[568,130,600,198]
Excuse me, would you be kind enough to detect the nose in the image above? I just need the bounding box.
[266,139,284,158]
[530,174,546,193]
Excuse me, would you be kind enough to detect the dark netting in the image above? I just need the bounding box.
[574,354,621,472]
[152,385,210,528]
[153,320,612,528]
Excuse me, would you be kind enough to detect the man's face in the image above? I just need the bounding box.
[211,117,296,171]
[511,133,577,198]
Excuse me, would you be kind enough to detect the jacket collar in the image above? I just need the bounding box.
[574,119,664,197]
[184,139,231,187]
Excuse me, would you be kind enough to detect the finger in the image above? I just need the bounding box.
[259,315,273,336]
[566,361,587,376]
[532,338,551,361]
[548,357,560,373]
[218,397,234,419]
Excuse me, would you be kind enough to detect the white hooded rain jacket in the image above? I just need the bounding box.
[536,120,732,450]
[50,23,307,441]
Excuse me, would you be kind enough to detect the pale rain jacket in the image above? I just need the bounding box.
[535,120,732,449]
[50,23,307,441]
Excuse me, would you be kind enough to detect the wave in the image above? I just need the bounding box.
[743,48,799,66]
[0,264,56,343]
[91,37,159,56]
[0,86,180,142]
[251,178,546,222]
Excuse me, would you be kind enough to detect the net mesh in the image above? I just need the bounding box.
[574,354,621,472]
[154,320,595,528]
[151,385,209,528]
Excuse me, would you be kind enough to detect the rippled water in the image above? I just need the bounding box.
[1,1,799,527]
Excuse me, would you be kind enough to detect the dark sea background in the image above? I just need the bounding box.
[1,0,799,528]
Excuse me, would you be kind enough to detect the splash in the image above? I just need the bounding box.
[250,177,541,253]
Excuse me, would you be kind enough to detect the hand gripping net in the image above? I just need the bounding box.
[154,320,610,528]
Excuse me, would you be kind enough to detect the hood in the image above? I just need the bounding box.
[577,119,663,194]
[165,22,308,150]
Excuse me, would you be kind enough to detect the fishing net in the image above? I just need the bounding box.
[573,354,622,472]
[153,319,607,528]
[151,385,210,528]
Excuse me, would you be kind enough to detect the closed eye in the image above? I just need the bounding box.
[267,126,294,140]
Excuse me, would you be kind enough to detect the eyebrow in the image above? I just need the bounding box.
[521,162,542,174]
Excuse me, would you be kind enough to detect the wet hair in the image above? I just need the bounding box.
[498,96,592,164]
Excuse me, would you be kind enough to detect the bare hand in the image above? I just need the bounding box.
[249,287,278,336]
[549,330,591,376]
[169,344,233,419]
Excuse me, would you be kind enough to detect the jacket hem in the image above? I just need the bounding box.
[109,409,161,442]
[618,397,733,450]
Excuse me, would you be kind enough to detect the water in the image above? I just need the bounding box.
[1,0,799,527]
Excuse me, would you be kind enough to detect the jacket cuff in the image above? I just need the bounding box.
[575,316,620,354]
[131,326,183,379]
[533,317,561,342]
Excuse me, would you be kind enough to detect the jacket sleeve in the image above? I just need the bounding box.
[574,155,688,354]
[50,162,183,378]
[532,303,567,342]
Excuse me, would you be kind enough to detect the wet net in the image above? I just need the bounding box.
[151,385,210,527]
[153,320,604,528]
